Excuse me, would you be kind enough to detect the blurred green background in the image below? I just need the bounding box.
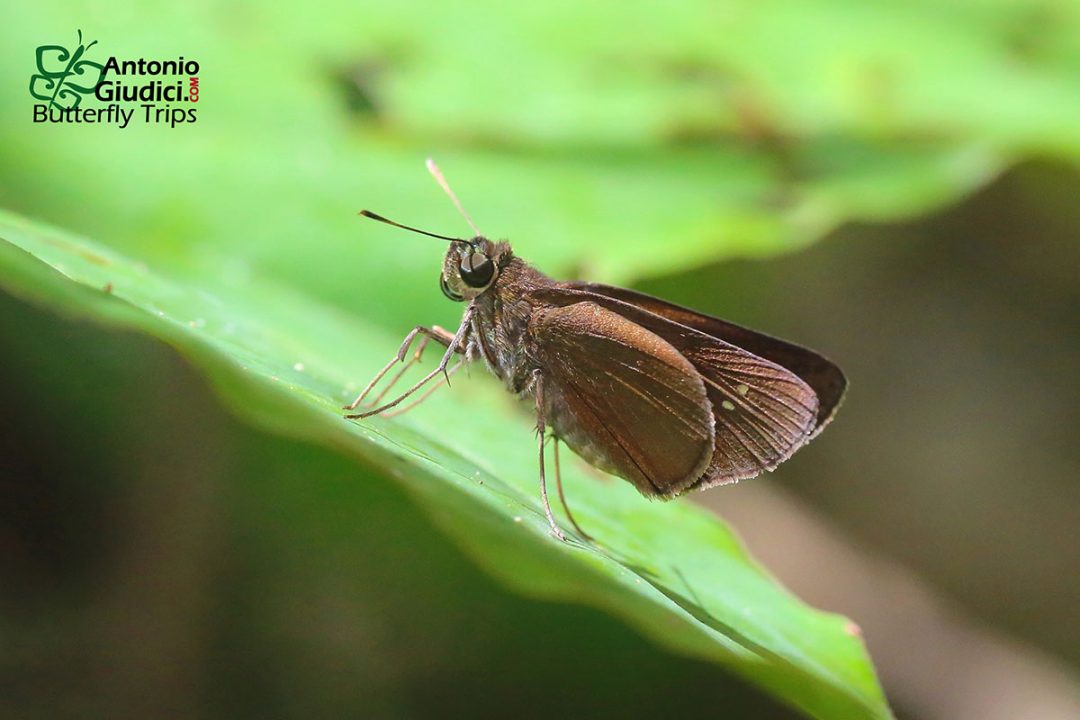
[2,1,1079,718]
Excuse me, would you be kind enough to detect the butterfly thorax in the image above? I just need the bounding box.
[466,253,554,396]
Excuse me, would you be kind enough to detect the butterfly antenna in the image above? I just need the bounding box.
[426,158,482,237]
[357,210,466,244]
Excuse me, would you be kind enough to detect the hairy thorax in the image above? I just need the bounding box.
[466,255,554,395]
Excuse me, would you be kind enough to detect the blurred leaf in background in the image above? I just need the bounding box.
[3,0,1078,334]
[1,1,1079,719]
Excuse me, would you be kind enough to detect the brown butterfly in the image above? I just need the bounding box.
[345,161,846,540]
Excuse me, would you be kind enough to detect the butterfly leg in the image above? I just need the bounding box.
[553,437,593,542]
[383,359,465,418]
[368,335,431,407]
[368,323,459,408]
[346,310,474,419]
[343,324,456,412]
[533,371,567,541]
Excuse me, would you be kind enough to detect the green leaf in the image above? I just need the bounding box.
[12,2,1074,715]
[0,209,892,719]
[5,0,1077,334]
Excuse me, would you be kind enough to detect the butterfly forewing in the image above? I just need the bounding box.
[532,302,715,497]
[564,282,846,435]
[532,286,821,489]
[675,332,819,487]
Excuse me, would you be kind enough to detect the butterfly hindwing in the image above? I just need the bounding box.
[531,301,715,497]
[532,286,822,489]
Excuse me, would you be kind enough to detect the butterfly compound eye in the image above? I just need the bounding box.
[459,252,494,288]
[440,274,463,301]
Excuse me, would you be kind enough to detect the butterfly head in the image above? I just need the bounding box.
[440,236,509,302]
